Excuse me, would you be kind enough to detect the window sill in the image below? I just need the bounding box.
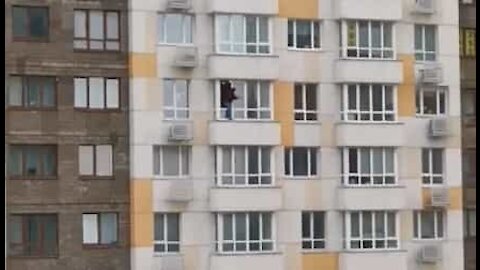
[153,176,191,181]
[213,119,277,123]
[294,120,321,125]
[213,185,279,189]
[214,251,281,256]
[74,108,122,113]
[339,57,398,62]
[342,248,405,254]
[82,243,120,250]
[6,107,57,112]
[73,49,122,54]
[287,48,323,53]
[153,252,182,257]
[341,185,405,189]
[162,119,192,122]
[157,43,195,48]
[411,239,445,242]
[336,120,404,126]
[301,249,329,254]
[210,53,279,58]
[415,114,447,119]
[8,176,58,181]
[283,176,320,181]
[79,176,115,181]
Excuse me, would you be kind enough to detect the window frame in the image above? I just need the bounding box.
[216,212,275,254]
[78,144,114,179]
[74,77,121,110]
[6,75,57,110]
[302,211,326,250]
[82,212,119,247]
[341,84,397,122]
[341,20,395,59]
[345,211,399,250]
[294,83,318,122]
[288,19,321,50]
[342,147,397,186]
[154,213,181,254]
[163,79,190,120]
[153,145,190,178]
[421,148,444,186]
[157,13,193,45]
[284,147,318,178]
[7,144,57,180]
[12,5,50,41]
[416,86,448,116]
[73,9,121,51]
[413,210,445,240]
[415,24,437,62]
[216,146,274,187]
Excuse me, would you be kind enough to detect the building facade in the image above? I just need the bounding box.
[459,0,476,270]
[5,1,130,270]
[129,1,464,270]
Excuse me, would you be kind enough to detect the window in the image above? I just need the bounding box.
[74,77,120,109]
[422,148,444,185]
[82,213,118,245]
[342,84,396,122]
[164,80,189,120]
[216,146,272,186]
[157,14,192,44]
[216,80,272,120]
[346,211,398,250]
[463,149,476,183]
[302,212,325,250]
[12,6,49,40]
[284,147,317,177]
[460,28,476,58]
[462,90,476,117]
[217,212,274,253]
[416,87,447,115]
[413,210,444,240]
[465,209,476,237]
[342,148,396,186]
[154,213,180,253]
[78,145,113,177]
[74,10,120,51]
[415,25,436,61]
[8,145,56,179]
[294,83,317,121]
[153,146,189,177]
[8,214,58,256]
[288,20,320,50]
[7,76,55,108]
[215,15,271,54]
[342,20,393,59]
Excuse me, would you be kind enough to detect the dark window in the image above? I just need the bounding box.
[285,147,317,177]
[7,76,56,108]
[302,212,325,250]
[12,6,49,40]
[465,209,476,237]
[8,145,57,179]
[8,214,58,257]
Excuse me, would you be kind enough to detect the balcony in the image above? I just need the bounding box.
[335,122,405,147]
[335,59,403,84]
[207,0,277,14]
[208,54,279,80]
[210,253,283,270]
[209,187,282,212]
[334,0,402,20]
[209,121,280,146]
[337,186,407,210]
[339,250,408,270]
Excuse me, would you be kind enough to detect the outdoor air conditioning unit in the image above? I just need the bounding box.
[413,0,434,14]
[167,180,193,202]
[419,64,443,84]
[173,47,198,68]
[167,0,191,10]
[418,245,441,263]
[431,188,449,207]
[429,118,449,138]
[169,123,193,141]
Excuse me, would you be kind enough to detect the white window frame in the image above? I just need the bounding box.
[82,212,118,245]
[294,83,318,122]
[216,146,273,187]
[345,211,399,250]
[154,213,180,254]
[74,10,120,51]
[74,77,120,109]
[163,79,190,120]
[288,20,321,50]
[302,212,325,250]
[153,145,190,178]
[284,147,318,178]
[216,212,275,254]
[341,20,395,59]
[215,14,272,55]
[342,148,397,186]
[416,86,448,116]
[422,148,444,186]
[78,144,113,177]
[157,13,193,45]
[215,80,273,121]
[341,84,397,122]
[415,24,437,62]
[413,210,445,240]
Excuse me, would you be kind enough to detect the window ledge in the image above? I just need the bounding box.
[212,119,279,124]
[300,249,329,254]
[82,243,120,250]
[79,176,115,181]
[210,53,279,59]
[153,252,182,257]
[339,57,399,62]
[294,121,321,125]
[415,114,448,119]
[8,176,58,181]
[157,43,195,48]
[212,185,280,190]
[6,107,57,112]
[287,48,323,53]
[74,108,122,113]
[411,239,445,243]
[342,249,406,254]
[336,121,404,126]
[162,119,193,123]
[340,185,405,189]
[73,49,122,54]
[283,176,320,181]
[153,176,192,181]
[214,251,282,257]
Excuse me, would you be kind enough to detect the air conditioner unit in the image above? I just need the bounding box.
[429,118,449,138]
[418,245,441,263]
[167,180,193,202]
[173,47,198,68]
[167,0,191,10]
[413,0,434,14]
[169,123,193,141]
[419,65,443,84]
[431,188,449,207]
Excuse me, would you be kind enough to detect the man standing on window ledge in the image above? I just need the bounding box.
[220,80,238,120]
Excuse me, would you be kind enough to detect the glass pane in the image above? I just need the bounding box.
[349,149,358,173]
[106,79,119,108]
[29,8,49,38]
[43,79,55,107]
[415,26,423,51]
[27,78,41,107]
[218,15,230,43]
[306,84,317,111]
[383,23,392,48]
[25,148,39,176]
[222,148,232,173]
[372,149,383,174]
[74,11,87,38]
[359,21,368,47]
[89,11,104,40]
[302,213,310,238]
[43,148,55,176]
[246,17,257,43]
[232,15,244,49]
[348,85,357,110]
[261,148,270,173]
[9,216,23,245]
[288,20,294,47]
[247,82,258,110]
[313,22,320,48]
[89,78,105,109]
[74,78,87,108]
[234,147,245,174]
[259,82,270,108]
[422,149,430,174]
[432,149,443,174]
[313,213,324,238]
[439,91,446,114]
[12,7,27,37]
[42,216,57,255]
[184,16,192,43]
[8,147,22,176]
[413,213,419,238]
[371,22,381,47]
[420,212,435,238]
[297,20,312,48]
[347,22,357,46]
[284,149,291,175]
[176,80,189,109]
[385,149,394,174]
[248,147,259,176]
[425,26,436,52]
[223,214,233,241]
[437,212,444,238]
[96,145,113,176]
[8,76,22,106]
[163,147,180,176]
[294,84,303,110]
[83,214,99,244]
[106,12,119,39]
[385,86,393,111]
[167,214,179,241]
[165,14,183,43]
[158,15,165,42]
[351,212,360,237]
[154,214,164,241]
[360,149,370,174]
[262,214,272,239]
[100,213,118,244]
[293,148,309,176]
[164,80,174,107]
[469,211,476,236]
[363,212,373,238]
[259,17,268,43]
[375,213,385,237]
[249,213,260,241]
[423,91,436,114]
[181,148,189,175]
[359,85,370,111]
[310,149,317,175]
[235,214,246,240]
[372,85,382,112]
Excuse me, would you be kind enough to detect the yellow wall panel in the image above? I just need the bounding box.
[129,53,157,78]
[397,55,415,117]
[131,179,153,247]
[422,187,463,210]
[278,0,319,19]
[302,253,338,270]
[274,81,294,146]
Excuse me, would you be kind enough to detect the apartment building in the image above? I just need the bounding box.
[5,1,130,270]
[130,0,463,270]
[459,0,476,270]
